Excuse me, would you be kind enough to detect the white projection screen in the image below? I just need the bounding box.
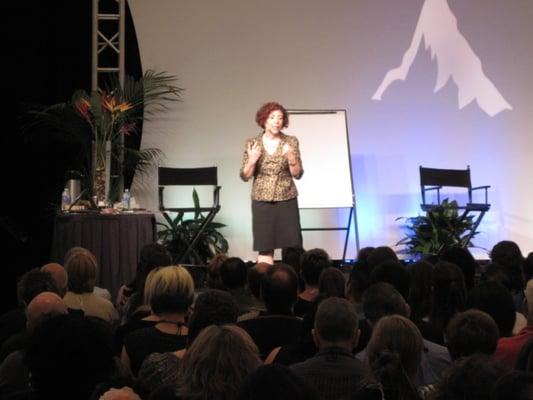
[285,110,354,209]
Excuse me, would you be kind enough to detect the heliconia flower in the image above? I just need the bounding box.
[74,98,92,122]
[102,93,133,114]
[119,122,137,136]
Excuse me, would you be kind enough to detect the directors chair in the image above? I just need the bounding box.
[158,166,221,265]
[419,165,490,244]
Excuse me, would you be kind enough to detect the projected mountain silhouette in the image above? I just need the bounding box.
[372,0,512,117]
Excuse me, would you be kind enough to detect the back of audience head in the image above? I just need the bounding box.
[205,253,228,289]
[369,259,410,300]
[300,248,330,287]
[220,256,248,290]
[431,260,467,329]
[317,267,346,299]
[445,309,499,360]
[41,262,68,297]
[247,262,271,300]
[433,354,507,400]
[440,246,477,290]
[187,289,239,347]
[178,324,261,400]
[407,260,434,322]
[523,252,533,281]
[466,280,516,337]
[491,371,533,400]
[490,240,525,292]
[515,338,533,372]
[362,282,409,325]
[26,314,116,400]
[366,246,399,270]
[366,315,424,399]
[313,297,359,349]
[26,291,68,331]
[65,249,98,294]
[17,268,59,306]
[144,265,194,316]
[130,242,171,292]
[261,263,298,315]
[237,364,319,400]
[282,246,305,279]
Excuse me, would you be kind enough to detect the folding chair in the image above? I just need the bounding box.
[419,165,490,243]
[158,167,221,265]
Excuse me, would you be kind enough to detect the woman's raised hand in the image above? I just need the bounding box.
[247,141,262,163]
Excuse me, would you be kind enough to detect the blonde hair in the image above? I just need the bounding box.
[64,250,98,293]
[178,324,261,399]
[145,265,194,314]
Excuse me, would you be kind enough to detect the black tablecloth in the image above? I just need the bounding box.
[50,212,157,301]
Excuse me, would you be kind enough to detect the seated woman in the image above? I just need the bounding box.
[121,265,194,375]
[62,249,117,324]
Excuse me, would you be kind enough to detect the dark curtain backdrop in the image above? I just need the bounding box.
[0,0,141,312]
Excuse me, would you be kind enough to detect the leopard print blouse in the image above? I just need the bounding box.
[240,132,303,202]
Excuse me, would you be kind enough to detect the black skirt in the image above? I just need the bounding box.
[252,198,302,252]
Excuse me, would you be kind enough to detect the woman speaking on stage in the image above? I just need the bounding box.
[240,102,304,265]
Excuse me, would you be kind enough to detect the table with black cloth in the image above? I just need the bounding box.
[50,212,157,302]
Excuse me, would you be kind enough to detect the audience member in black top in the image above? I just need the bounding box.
[440,246,478,290]
[291,297,370,400]
[445,309,499,360]
[238,364,319,400]
[261,263,299,316]
[294,248,330,317]
[122,266,194,375]
[369,259,410,301]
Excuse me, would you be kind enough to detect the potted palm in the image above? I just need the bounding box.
[396,199,480,258]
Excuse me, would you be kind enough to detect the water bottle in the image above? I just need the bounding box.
[122,188,131,210]
[61,188,71,211]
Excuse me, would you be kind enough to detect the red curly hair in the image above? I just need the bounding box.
[255,102,289,129]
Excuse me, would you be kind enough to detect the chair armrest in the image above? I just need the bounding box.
[423,186,442,192]
[213,186,221,207]
[471,185,491,191]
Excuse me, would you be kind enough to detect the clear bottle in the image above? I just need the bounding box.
[122,188,131,210]
[61,188,71,211]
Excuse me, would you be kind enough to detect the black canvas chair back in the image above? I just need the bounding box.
[238,315,303,360]
[158,166,221,264]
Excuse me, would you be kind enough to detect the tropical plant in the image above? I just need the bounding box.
[396,199,479,258]
[29,70,183,202]
[157,189,229,265]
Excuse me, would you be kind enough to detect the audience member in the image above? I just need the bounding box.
[440,246,478,290]
[116,243,171,322]
[150,325,261,400]
[282,246,306,291]
[122,265,193,375]
[294,248,330,317]
[205,253,228,290]
[491,370,533,400]
[40,262,68,297]
[369,259,410,300]
[63,249,117,323]
[291,298,370,400]
[445,309,499,360]
[366,246,399,271]
[432,354,506,400]
[220,257,258,315]
[138,289,239,393]
[317,267,346,299]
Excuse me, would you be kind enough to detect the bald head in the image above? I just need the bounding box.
[41,263,68,297]
[26,291,68,330]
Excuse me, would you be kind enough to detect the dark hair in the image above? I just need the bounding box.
[26,314,115,400]
[314,297,358,343]
[17,268,59,305]
[440,247,477,290]
[491,371,533,400]
[187,289,240,346]
[490,240,525,293]
[445,309,499,360]
[206,253,228,290]
[318,267,346,299]
[261,264,298,314]
[255,102,289,129]
[466,280,516,337]
[129,243,171,291]
[369,260,410,300]
[431,261,467,333]
[282,246,306,291]
[515,339,533,372]
[433,354,506,400]
[237,364,319,400]
[366,246,399,270]
[407,260,434,322]
[247,262,270,300]
[220,257,248,290]
[300,248,330,286]
[362,282,408,323]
